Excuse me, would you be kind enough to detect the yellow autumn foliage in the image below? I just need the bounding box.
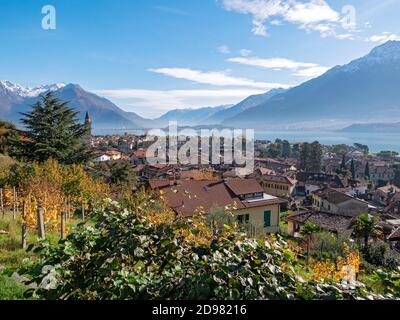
[2,159,109,231]
[311,243,361,282]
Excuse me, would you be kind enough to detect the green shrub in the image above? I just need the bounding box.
[0,274,26,300]
[310,232,355,262]
[366,242,400,271]
[21,200,397,300]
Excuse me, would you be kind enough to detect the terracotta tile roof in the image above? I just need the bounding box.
[149,179,286,217]
[313,187,357,205]
[388,227,400,241]
[225,179,264,196]
[258,168,276,175]
[377,185,400,194]
[132,149,146,158]
[262,174,295,185]
[106,150,121,156]
[179,169,216,180]
[297,172,346,189]
[255,157,286,165]
[286,211,354,234]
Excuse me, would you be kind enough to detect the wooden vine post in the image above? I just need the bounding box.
[0,188,3,217]
[21,201,27,249]
[13,186,17,220]
[82,202,85,220]
[37,207,45,240]
[60,211,67,240]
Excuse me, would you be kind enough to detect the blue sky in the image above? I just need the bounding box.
[1,0,400,118]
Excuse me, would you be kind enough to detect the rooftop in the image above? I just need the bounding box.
[313,187,363,205]
[149,179,286,217]
[286,211,354,235]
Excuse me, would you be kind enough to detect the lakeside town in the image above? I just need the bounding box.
[88,119,400,250]
[2,0,400,304]
[1,102,399,300]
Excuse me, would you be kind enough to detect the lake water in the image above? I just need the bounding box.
[255,131,400,153]
[93,128,400,153]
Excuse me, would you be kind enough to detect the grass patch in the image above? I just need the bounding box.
[0,212,80,269]
[280,211,289,230]
[0,274,26,300]
[0,154,16,170]
[358,273,387,295]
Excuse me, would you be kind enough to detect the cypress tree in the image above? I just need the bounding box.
[299,143,310,171]
[309,141,322,172]
[341,153,346,170]
[281,140,291,158]
[351,158,356,180]
[394,168,400,188]
[365,162,370,180]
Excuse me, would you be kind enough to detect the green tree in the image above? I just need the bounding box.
[299,142,310,171]
[350,159,356,180]
[333,144,349,155]
[207,206,236,236]
[281,140,291,158]
[394,168,400,188]
[93,161,138,188]
[365,162,370,180]
[354,143,369,155]
[309,141,322,172]
[108,161,138,187]
[341,153,346,171]
[15,93,92,164]
[351,213,383,250]
[0,120,20,155]
[301,222,320,264]
[292,143,300,158]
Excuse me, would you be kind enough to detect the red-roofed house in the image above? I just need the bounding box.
[149,178,287,234]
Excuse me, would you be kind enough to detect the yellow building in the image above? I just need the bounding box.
[149,179,287,234]
[259,174,296,197]
[312,187,369,215]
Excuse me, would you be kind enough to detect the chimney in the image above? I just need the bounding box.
[168,174,175,186]
[174,174,181,186]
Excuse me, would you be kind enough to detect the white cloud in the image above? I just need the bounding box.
[270,19,283,25]
[335,33,354,40]
[239,49,252,56]
[228,56,330,78]
[291,66,330,77]
[218,45,231,54]
[222,0,351,38]
[149,67,291,89]
[365,32,400,43]
[228,56,318,69]
[94,88,267,117]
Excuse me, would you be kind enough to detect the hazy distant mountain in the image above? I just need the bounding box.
[205,88,287,125]
[341,122,400,133]
[0,82,153,129]
[224,41,400,128]
[154,105,231,127]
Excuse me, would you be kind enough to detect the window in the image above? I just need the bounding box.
[237,214,250,224]
[264,210,272,228]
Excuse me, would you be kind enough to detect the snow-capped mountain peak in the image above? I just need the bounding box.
[368,40,400,60]
[0,80,66,97]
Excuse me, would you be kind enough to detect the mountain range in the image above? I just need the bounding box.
[152,105,232,127]
[0,82,153,129]
[223,41,400,128]
[341,122,400,133]
[2,41,400,132]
